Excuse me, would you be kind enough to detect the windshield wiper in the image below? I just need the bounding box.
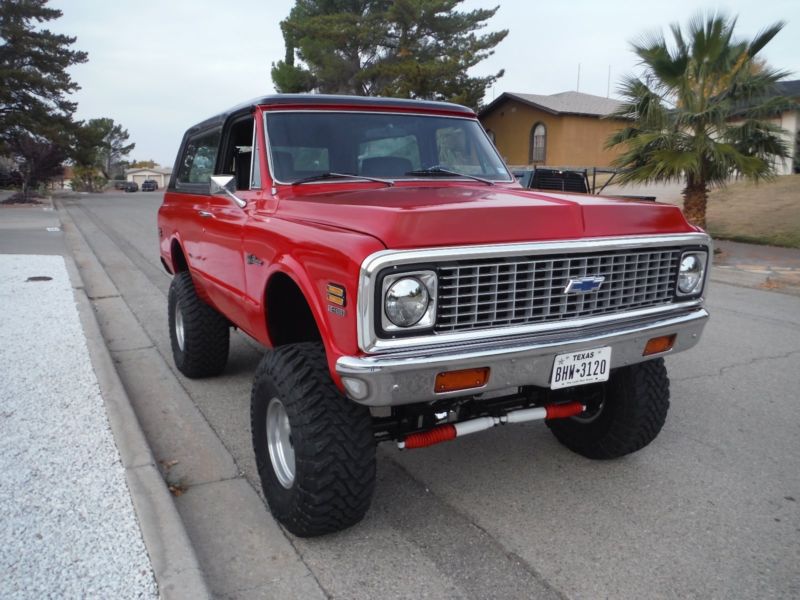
[405,165,495,186]
[290,172,393,187]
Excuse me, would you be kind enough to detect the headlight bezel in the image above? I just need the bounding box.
[676,250,708,298]
[378,269,437,336]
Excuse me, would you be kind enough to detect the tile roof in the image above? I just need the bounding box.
[777,79,800,98]
[480,91,623,118]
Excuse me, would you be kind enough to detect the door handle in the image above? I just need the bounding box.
[197,210,213,218]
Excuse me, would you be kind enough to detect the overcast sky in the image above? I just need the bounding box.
[49,0,800,166]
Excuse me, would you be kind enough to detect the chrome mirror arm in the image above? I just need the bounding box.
[210,175,246,208]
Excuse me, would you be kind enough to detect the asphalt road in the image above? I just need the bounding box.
[63,191,800,599]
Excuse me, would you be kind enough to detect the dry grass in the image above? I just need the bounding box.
[707,175,800,249]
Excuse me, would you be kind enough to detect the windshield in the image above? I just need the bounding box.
[264,111,512,183]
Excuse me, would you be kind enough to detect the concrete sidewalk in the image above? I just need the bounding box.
[0,254,158,598]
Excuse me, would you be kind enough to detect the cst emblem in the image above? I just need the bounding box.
[327,305,346,317]
[564,276,605,294]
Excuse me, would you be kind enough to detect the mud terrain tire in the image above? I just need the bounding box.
[251,342,376,537]
[168,271,230,378]
[547,358,670,459]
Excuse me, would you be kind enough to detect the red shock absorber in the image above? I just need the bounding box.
[402,424,457,449]
[545,401,585,420]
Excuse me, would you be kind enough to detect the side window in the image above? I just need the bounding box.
[177,130,221,185]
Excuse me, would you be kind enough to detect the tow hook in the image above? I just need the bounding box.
[398,402,585,449]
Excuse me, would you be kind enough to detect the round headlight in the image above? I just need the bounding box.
[678,253,704,294]
[385,277,429,327]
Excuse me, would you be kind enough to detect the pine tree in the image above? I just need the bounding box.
[0,0,87,198]
[271,0,507,110]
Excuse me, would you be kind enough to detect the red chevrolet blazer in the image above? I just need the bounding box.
[158,94,710,536]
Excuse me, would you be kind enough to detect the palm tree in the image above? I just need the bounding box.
[606,14,793,229]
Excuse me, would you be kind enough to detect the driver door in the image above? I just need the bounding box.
[202,116,261,320]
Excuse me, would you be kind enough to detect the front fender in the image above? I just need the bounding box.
[258,257,358,392]
[243,216,386,389]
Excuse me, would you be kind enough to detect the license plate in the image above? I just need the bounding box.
[550,347,612,390]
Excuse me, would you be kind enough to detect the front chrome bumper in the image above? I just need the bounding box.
[336,307,709,406]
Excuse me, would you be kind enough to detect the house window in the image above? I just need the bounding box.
[485,129,496,145]
[794,130,799,174]
[529,123,546,163]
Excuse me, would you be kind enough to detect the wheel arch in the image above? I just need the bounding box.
[170,237,189,273]
[258,249,365,394]
[263,268,325,349]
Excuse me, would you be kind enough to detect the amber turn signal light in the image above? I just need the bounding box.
[435,367,490,393]
[326,283,346,306]
[643,334,676,356]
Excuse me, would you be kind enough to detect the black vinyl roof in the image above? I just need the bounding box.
[186,94,475,134]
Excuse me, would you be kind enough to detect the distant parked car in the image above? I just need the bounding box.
[123,181,139,192]
[0,170,23,188]
[112,180,129,190]
[141,180,158,191]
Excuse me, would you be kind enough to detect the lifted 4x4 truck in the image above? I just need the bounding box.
[158,95,710,537]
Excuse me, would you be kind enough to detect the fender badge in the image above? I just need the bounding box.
[564,276,605,294]
[246,253,263,266]
[327,305,346,317]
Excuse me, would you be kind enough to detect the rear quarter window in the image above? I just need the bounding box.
[176,129,221,189]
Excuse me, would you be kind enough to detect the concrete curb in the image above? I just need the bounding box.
[58,202,211,600]
[710,265,800,297]
[59,199,332,598]
[710,265,770,288]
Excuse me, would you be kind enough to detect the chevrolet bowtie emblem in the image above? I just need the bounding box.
[564,276,605,294]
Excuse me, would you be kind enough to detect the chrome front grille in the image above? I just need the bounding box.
[435,248,681,332]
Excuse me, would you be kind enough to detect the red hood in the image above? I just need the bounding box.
[275,184,694,249]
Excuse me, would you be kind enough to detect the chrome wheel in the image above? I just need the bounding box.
[267,397,295,488]
[570,384,606,424]
[571,401,604,424]
[174,300,185,351]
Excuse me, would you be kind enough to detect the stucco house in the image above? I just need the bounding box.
[479,91,625,169]
[772,80,800,175]
[126,167,172,188]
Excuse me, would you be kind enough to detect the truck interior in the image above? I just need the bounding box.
[220,117,255,190]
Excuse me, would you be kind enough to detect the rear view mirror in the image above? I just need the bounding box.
[210,175,246,208]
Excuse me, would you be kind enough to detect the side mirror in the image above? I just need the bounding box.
[210,175,246,208]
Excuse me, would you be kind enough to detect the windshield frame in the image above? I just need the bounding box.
[262,109,514,186]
